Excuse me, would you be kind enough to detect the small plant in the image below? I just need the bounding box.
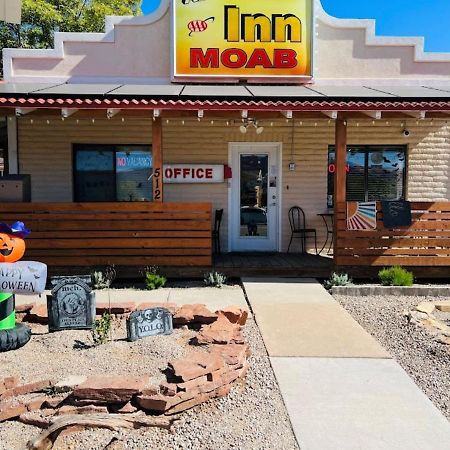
[91,312,112,346]
[143,265,167,290]
[323,272,353,290]
[91,265,116,290]
[378,266,414,287]
[204,271,228,288]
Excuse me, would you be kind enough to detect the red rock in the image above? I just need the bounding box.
[25,396,48,412]
[55,404,109,416]
[115,402,137,414]
[0,380,53,401]
[0,376,19,395]
[159,382,177,397]
[16,303,36,314]
[96,302,136,315]
[73,376,148,403]
[140,386,159,396]
[173,304,218,326]
[195,316,245,345]
[209,344,250,366]
[42,394,70,409]
[168,352,224,382]
[216,307,248,325]
[176,375,209,393]
[136,394,173,413]
[27,304,48,324]
[0,402,27,422]
[137,302,178,315]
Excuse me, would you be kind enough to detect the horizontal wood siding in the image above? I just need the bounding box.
[17,117,450,254]
[335,201,450,266]
[0,202,212,267]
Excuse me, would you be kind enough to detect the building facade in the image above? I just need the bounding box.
[1,0,450,275]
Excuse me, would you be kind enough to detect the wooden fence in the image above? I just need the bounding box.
[0,202,212,269]
[335,202,450,267]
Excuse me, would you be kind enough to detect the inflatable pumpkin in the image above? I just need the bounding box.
[0,232,26,263]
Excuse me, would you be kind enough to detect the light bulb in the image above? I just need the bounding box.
[256,126,264,135]
[239,125,248,134]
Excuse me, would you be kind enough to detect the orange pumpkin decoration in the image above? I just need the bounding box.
[0,233,26,263]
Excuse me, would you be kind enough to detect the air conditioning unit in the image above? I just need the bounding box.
[0,175,31,202]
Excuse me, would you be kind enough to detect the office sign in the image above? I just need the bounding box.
[173,0,313,80]
[163,164,225,183]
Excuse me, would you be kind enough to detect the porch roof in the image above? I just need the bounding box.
[1,82,450,112]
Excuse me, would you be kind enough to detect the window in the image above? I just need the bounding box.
[327,145,406,208]
[74,145,153,202]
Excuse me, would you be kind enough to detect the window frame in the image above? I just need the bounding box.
[72,144,153,202]
[327,144,408,207]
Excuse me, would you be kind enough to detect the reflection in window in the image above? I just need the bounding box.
[327,146,406,207]
[74,145,152,202]
[240,154,268,237]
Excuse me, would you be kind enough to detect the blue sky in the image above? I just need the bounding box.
[141,0,450,52]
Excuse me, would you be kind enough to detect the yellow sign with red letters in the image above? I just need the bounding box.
[172,0,313,80]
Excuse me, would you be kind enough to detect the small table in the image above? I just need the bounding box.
[317,212,334,255]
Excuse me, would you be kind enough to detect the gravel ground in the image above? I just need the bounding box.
[335,294,450,421]
[0,317,298,450]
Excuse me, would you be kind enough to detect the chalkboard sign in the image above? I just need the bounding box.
[381,201,412,228]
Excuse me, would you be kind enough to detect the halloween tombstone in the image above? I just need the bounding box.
[47,276,95,332]
[127,307,173,342]
[0,222,47,352]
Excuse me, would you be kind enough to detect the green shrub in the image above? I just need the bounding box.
[204,271,227,288]
[323,272,353,290]
[378,266,414,286]
[143,266,167,290]
[91,312,112,346]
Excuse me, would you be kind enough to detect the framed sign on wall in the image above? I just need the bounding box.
[172,0,314,81]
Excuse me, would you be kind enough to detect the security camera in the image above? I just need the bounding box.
[402,129,410,138]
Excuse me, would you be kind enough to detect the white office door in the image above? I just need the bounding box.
[229,143,280,252]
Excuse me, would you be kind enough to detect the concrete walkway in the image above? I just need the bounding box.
[243,277,450,450]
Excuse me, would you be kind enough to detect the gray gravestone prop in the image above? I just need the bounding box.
[127,307,173,342]
[47,276,95,332]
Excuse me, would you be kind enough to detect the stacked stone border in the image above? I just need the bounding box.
[1,303,250,449]
[332,285,450,297]
[406,301,450,347]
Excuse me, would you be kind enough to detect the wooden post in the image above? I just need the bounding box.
[334,114,347,258]
[152,117,163,202]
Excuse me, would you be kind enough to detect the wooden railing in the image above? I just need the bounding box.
[335,202,450,267]
[0,202,212,268]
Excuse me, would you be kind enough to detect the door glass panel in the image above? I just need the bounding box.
[240,154,268,237]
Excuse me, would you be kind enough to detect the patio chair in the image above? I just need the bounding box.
[287,206,318,254]
[212,209,224,255]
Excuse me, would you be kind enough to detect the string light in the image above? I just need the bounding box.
[91,118,95,124]
[181,120,185,125]
[270,122,274,127]
[30,119,33,124]
[210,120,214,125]
[46,120,50,125]
[122,117,125,123]
[166,119,170,124]
[299,121,303,126]
[76,119,80,125]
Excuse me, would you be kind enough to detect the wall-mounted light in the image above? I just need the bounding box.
[239,118,264,134]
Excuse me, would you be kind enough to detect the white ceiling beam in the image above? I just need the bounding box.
[15,108,36,117]
[61,108,78,118]
[362,111,382,120]
[241,110,248,119]
[106,108,121,119]
[322,111,338,120]
[153,109,161,119]
[197,110,204,119]
[282,110,293,119]
[404,111,426,119]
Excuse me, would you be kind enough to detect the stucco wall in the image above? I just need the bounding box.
[5,1,450,83]
[18,117,450,252]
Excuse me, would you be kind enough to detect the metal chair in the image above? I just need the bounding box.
[212,209,224,255]
[287,206,318,254]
